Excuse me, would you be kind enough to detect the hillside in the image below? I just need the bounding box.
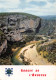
[36,40,56,64]
[0,12,56,65]
[40,15,56,20]
[38,19,56,36]
[0,13,56,37]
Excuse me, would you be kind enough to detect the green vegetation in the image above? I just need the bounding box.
[0,30,6,45]
[20,53,30,65]
[0,42,13,65]
[35,36,43,41]
[0,57,12,65]
[24,35,34,42]
[11,47,24,65]
[0,12,38,20]
[7,27,12,32]
[0,30,4,35]
[36,40,56,64]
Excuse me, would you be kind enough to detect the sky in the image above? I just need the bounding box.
[0,0,56,16]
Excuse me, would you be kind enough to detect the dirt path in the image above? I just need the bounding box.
[17,44,52,65]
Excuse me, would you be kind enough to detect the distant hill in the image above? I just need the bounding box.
[40,15,56,20]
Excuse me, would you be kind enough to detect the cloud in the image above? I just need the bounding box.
[0,0,20,9]
[0,0,56,16]
[48,0,56,3]
[26,0,48,3]
[29,1,47,6]
[26,0,56,3]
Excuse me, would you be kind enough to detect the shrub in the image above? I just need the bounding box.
[25,35,34,42]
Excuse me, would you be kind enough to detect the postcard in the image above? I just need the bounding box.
[0,0,56,80]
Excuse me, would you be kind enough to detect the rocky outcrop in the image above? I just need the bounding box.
[0,14,41,42]
[0,13,56,42]
[19,18,40,32]
[0,40,7,55]
[0,30,7,55]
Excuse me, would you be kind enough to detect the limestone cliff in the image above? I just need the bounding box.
[0,13,56,42]
[0,40,7,54]
[0,30,7,54]
[0,13,41,42]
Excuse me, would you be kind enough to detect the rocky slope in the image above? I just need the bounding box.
[0,13,41,42]
[0,13,56,38]
[0,13,56,51]
[36,39,56,64]
[38,19,56,36]
[0,30,7,55]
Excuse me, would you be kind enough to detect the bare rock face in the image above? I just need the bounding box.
[0,14,41,42]
[0,40,7,54]
[38,19,56,36]
[0,29,7,55]
[1,13,56,42]
[19,18,40,32]
[6,30,22,42]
